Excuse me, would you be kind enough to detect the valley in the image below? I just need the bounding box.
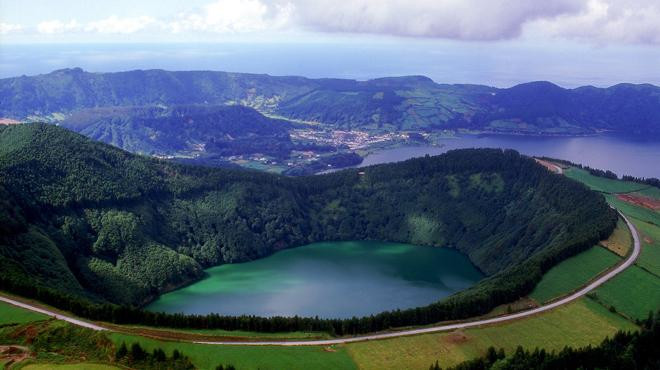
[2,68,660,177]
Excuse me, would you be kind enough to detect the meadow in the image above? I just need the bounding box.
[635,220,660,276]
[21,364,120,370]
[591,266,660,321]
[529,246,620,304]
[108,333,357,370]
[605,195,659,225]
[345,298,637,369]
[0,300,47,325]
[600,218,632,256]
[564,168,648,193]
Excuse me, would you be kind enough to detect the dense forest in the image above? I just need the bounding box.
[60,104,296,158]
[2,68,660,135]
[0,124,616,333]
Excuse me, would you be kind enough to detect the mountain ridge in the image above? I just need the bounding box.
[2,68,659,135]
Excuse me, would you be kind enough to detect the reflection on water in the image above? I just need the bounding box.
[146,241,483,318]
[358,135,660,178]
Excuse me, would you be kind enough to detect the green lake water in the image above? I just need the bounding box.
[146,241,484,319]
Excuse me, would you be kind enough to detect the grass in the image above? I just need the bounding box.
[109,333,357,370]
[529,246,621,304]
[0,301,48,325]
[605,194,659,226]
[600,217,633,256]
[345,298,637,370]
[636,187,660,200]
[21,364,120,370]
[109,324,331,341]
[564,168,648,194]
[591,265,660,321]
[635,219,660,276]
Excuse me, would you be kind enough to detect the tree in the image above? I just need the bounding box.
[115,342,127,360]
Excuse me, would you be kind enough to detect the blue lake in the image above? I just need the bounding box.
[359,134,660,178]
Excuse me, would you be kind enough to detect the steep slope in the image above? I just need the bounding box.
[0,124,615,317]
[60,104,294,157]
[2,69,659,135]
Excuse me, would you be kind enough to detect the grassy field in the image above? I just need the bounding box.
[635,219,660,276]
[109,333,357,370]
[21,364,120,370]
[637,186,660,200]
[346,298,637,370]
[107,324,331,341]
[0,300,47,325]
[605,194,659,225]
[591,265,660,321]
[564,168,648,193]
[601,218,632,256]
[529,246,621,304]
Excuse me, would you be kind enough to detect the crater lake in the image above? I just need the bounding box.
[146,241,484,319]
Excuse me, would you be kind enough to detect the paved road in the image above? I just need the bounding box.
[196,210,639,346]
[0,296,107,331]
[0,211,640,346]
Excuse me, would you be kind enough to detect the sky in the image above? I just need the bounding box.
[1,0,660,87]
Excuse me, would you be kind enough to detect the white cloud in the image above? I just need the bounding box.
[0,22,23,35]
[85,16,156,34]
[527,0,660,44]
[37,20,81,34]
[166,0,292,33]
[290,0,585,40]
[15,0,660,44]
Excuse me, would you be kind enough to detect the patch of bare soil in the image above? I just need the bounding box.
[0,345,32,368]
[534,159,561,174]
[617,193,660,211]
[444,330,470,344]
[102,323,326,343]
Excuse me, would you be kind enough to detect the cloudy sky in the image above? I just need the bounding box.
[1,0,659,86]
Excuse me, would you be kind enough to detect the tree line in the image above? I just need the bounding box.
[0,124,616,334]
[436,310,659,370]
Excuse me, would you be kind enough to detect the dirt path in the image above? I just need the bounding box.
[0,211,640,346]
[534,158,564,174]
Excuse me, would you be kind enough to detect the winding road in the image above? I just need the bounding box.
[0,211,641,346]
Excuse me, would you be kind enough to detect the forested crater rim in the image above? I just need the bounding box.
[0,123,617,332]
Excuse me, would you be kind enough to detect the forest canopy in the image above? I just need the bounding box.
[0,124,616,332]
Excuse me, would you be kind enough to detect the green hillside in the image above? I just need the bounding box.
[0,123,615,334]
[3,69,660,135]
[60,105,295,158]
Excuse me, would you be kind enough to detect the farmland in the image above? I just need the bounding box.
[529,246,621,304]
[0,300,47,325]
[635,220,660,276]
[345,298,637,369]
[564,168,649,193]
[600,218,633,256]
[591,265,660,321]
[21,364,120,370]
[109,333,357,370]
